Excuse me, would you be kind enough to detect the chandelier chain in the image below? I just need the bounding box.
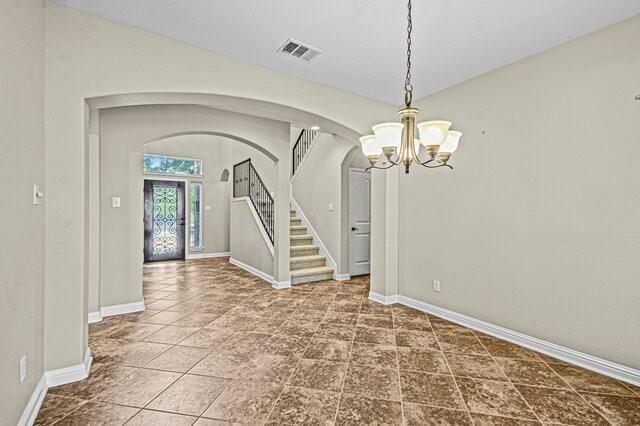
[404,0,413,107]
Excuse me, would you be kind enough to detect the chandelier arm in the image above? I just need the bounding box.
[365,163,397,172]
[419,162,454,170]
[417,158,436,166]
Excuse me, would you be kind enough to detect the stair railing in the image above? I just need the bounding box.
[233,158,274,243]
[292,129,319,176]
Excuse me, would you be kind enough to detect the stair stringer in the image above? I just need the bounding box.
[290,197,344,280]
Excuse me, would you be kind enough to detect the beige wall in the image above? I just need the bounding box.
[231,141,275,192]
[99,104,287,308]
[399,15,640,369]
[44,2,394,370]
[0,0,45,423]
[292,133,357,274]
[230,199,274,277]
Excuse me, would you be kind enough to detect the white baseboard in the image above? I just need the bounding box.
[18,374,47,426]
[229,257,291,290]
[20,349,92,424]
[394,294,640,387]
[87,301,145,323]
[100,301,145,318]
[272,280,292,289]
[368,291,399,305]
[229,257,273,283]
[290,197,338,276]
[88,311,103,324]
[186,251,230,260]
[46,349,93,388]
[334,273,351,281]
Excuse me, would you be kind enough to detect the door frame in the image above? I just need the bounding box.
[348,167,371,276]
[143,175,190,262]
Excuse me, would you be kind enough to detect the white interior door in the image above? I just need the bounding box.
[349,169,371,276]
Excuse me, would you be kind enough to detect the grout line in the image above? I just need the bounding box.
[45,262,629,425]
[261,291,339,425]
[330,287,361,424]
[390,302,408,425]
[475,337,546,424]
[545,363,616,425]
[427,314,475,425]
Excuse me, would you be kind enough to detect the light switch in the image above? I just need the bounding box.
[204,205,211,211]
[33,184,44,205]
[112,197,121,208]
[328,202,334,212]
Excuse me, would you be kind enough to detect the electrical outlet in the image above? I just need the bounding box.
[433,280,441,292]
[112,196,121,208]
[19,355,26,383]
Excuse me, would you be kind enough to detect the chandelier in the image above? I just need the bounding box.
[360,0,462,174]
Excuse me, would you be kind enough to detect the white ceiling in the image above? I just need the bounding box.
[53,0,640,105]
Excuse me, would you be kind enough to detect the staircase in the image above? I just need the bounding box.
[289,208,334,284]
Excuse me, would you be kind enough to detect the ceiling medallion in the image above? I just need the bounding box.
[360,0,462,174]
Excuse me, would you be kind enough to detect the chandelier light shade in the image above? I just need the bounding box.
[440,130,462,154]
[359,135,382,157]
[417,121,452,146]
[361,0,462,174]
[372,122,404,149]
[437,130,462,164]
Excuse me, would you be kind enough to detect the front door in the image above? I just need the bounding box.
[349,169,371,276]
[144,180,186,262]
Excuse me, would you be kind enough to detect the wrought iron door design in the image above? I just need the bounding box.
[144,180,185,262]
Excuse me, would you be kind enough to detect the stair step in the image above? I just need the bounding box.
[290,254,326,270]
[291,266,334,285]
[290,235,313,246]
[290,245,320,256]
[290,217,302,225]
[290,225,307,236]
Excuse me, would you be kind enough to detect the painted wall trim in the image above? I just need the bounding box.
[229,257,290,289]
[19,349,92,425]
[335,273,351,281]
[290,197,339,279]
[101,301,145,318]
[231,197,274,256]
[88,311,103,324]
[374,293,640,387]
[46,349,93,388]
[272,280,292,289]
[18,374,47,426]
[186,251,230,260]
[368,291,399,305]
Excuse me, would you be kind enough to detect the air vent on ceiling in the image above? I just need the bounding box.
[278,38,322,62]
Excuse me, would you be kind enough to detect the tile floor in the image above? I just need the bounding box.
[36,258,640,425]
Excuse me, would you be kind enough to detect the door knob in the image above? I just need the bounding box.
[351,227,359,231]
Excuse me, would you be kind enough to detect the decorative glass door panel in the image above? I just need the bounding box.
[144,180,185,262]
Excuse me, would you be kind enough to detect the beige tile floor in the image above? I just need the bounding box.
[36,258,640,425]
